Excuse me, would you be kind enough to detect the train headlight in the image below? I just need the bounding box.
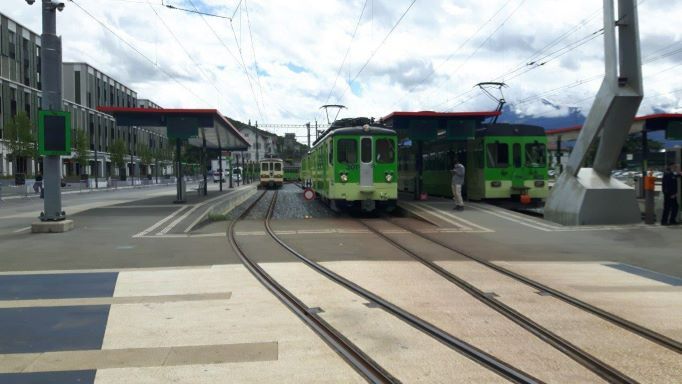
[491,181,502,188]
[534,180,545,187]
[385,173,393,183]
[340,173,349,183]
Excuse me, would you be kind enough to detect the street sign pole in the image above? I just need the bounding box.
[40,0,65,221]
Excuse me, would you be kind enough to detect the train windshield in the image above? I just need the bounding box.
[261,163,270,171]
[375,139,395,163]
[525,142,546,167]
[337,139,358,163]
[486,142,509,168]
[274,162,282,172]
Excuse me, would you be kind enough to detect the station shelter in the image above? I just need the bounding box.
[97,107,250,203]
[546,113,682,176]
[381,111,500,200]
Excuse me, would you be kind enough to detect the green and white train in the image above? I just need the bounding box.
[301,118,398,212]
[398,123,548,204]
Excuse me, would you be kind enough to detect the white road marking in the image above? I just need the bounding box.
[132,206,189,238]
[402,202,493,232]
[467,203,554,232]
[13,226,31,233]
[157,191,239,236]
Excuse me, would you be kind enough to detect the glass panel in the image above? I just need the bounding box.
[525,142,547,167]
[274,162,282,171]
[261,162,269,171]
[513,143,522,168]
[375,139,395,163]
[361,138,372,163]
[337,139,357,164]
[486,142,509,168]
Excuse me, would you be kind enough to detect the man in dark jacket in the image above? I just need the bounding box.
[661,163,679,225]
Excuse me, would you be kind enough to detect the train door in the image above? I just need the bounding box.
[360,137,373,188]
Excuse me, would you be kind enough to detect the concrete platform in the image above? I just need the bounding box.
[1,185,680,382]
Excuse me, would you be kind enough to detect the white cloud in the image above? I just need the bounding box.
[3,0,681,139]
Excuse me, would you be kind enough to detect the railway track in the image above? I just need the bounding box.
[251,191,543,384]
[384,216,682,355]
[228,191,398,384]
[358,219,637,384]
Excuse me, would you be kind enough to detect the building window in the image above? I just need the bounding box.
[74,71,81,105]
[23,39,30,86]
[87,91,92,108]
[36,46,41,90]
[8,31,16,59]
[10,88,17,117]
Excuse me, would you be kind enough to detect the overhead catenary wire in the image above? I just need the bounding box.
[423,0,527,111]
[230,20,265,121]
[336,0,417,103]
[145,0,228,107]
[67,0,212,106]
[324,0,369,105]
[243,0,268,119]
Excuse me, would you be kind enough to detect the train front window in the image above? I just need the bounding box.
[337,139,357,164]
[525,142,546,167]
[261,162,270,172]
[274,162,282,172]
[486,142,509,168]
[375,139,395,163]
[361,138,372,163]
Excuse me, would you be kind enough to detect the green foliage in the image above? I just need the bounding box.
[110,138,127,169]
[4,112,36,163]
[137,143,153,166]
[73,131,90,172]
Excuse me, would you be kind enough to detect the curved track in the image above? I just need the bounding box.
[228,191,398,384]
[383,216,682,355]
[259,191,542,384]
[357,219,637,384]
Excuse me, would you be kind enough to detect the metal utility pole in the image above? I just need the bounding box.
[37,0,66,222]
[306,122,311,148]
[315,120,318,140]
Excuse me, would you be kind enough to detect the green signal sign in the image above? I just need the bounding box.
[38,110,72,156]
[666,121,682,140]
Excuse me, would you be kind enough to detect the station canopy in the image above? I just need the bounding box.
[381,111,501,141]
[546,113,682,148]
[97,107,250,151]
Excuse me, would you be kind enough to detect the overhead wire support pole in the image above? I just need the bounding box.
[37,0,66,222]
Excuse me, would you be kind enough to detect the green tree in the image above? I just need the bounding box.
[73,131,90,175]
[110,138,126,179]
[4,112,36,175]
[137,144,153,176]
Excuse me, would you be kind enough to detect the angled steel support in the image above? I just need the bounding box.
[545,0,643,225]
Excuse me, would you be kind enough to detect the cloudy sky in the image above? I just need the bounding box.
[5,0,682,138]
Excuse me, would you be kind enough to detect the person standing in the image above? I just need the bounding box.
[661,163,679,225]
[451,160,465,211]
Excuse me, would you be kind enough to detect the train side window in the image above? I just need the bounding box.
[337,139,357,164]
[329,143,333,165]
[513,143,522,168]
[361,138,372,163]
[261,162,270,172]
[486,142,509,168]
[525,142,546,167]
[274,162,282,172]
[375,139,395,163]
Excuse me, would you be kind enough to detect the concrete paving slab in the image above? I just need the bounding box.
[236,223,509,383]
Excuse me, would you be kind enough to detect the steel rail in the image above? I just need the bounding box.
[387,217,682,355]
[263,192,542,384]
[359,219,638,384]
[228,191,399,384]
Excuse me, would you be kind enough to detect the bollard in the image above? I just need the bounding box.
[644,174,655,224]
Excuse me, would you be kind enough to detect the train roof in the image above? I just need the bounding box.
[478,123,545,137]
[312,117,396,148]
[259,158,283,162]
